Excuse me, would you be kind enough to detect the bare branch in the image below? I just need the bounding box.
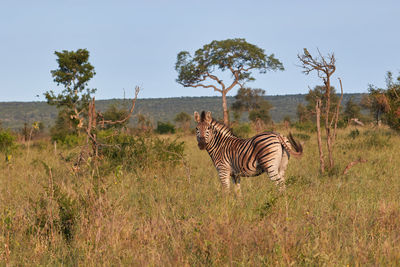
[99,86,140,126]
[188,83,222,93]
[205,72,226,90]
[343,158,367,175]
[331,78,344,141]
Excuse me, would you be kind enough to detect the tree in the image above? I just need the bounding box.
[174,112,191,132]
[231,87,267,113]
[175,38,284,125]
[305,86,340,118]
[44,48,140,161]
[298,48,343,173]
[296,103,309,123]
[384,71,400,130]
[364,71,400,129]
[231,87,273,131]
[137,114,153,132]
[343,97,361,123]
[44,49,96,131]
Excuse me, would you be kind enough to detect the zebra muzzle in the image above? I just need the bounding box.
[197,138,206,150]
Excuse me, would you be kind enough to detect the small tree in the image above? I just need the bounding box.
[0,130,15,162]
[298,48,343,173]
[343,97,361,123]
[248,102,273,124]
[231,87,272,131]
[44,48,140,160]
[137,114,153,132]
[296,103,309,123]
[44,49,96,132]
[175,38,284,125]
[174,112,191,132]
[364,71,400,129]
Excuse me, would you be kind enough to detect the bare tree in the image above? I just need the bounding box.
[298,49,343,172]
[85,86,140,159]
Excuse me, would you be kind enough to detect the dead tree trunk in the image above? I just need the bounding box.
[316,99,325,173]
[298,48,342,173]
[85,86,140,161]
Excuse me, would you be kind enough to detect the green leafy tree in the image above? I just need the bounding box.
[231,87,267,113]
[363,86,390,125]
[248,102,273,124]
[174,112,191,132]
[44,49,96,132]
[305,85,340,121]
[232,87,273,127]
[175,38,284,125]
[296,103,309,123]
[50,109,78,142]
[385,71,400,130]
[365,71,400,129]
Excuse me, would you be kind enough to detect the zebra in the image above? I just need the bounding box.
[194,111,303,192]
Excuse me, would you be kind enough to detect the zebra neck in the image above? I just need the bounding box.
[205,120,237,156]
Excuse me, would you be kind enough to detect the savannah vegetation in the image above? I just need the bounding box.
[1,41,400,265]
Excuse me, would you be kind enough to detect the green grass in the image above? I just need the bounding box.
[1,126,400,265]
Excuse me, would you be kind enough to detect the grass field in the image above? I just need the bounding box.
[1,126,400,266]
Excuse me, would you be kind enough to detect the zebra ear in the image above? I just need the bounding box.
[205,111,212,123]
[194,111,200,122]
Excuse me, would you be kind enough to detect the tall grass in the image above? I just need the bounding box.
[1,127,399,265]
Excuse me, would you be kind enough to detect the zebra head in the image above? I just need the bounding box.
[194,111,213,150]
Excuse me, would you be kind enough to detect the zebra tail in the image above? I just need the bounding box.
[279,133,303,158]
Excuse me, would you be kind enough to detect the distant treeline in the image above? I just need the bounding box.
[0,94,364,130]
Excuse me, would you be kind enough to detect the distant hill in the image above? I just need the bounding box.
[0,94,364,130]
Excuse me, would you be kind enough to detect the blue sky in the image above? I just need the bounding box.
[1,0,399,101]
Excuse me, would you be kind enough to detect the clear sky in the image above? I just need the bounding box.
[1,0,399,101]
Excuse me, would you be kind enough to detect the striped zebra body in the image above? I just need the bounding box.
[194,111,302,191]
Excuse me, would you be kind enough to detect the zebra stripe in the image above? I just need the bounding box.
[194,111,303,192]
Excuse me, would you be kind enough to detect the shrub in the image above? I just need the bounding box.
[292,133,310,141]
[232,123,252,138]
[155,121,176,134]
[0,130,16,159]
[98,131,184,170]
[293,121,317,132]
[28,183,79,244]
[348,129,360,139]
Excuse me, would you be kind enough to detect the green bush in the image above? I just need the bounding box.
[0,130,16,159]
[155,121,176,134]
[348,129,360,139]
[63,134,85,148]
[28,183,79,244]
[293,121,317,132]
[98,131,184,170]
[292,133,310,141]
[232,123,252,138]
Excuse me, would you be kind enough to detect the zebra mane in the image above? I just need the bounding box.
[210,119,236,138]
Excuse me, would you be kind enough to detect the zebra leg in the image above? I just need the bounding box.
[217,168,231,192]
[268,166,285,191]
[279,149,290,186]
[231,174,241,197]
[260,147,286,191]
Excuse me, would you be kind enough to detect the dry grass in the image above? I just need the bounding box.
[1,126,400,266]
